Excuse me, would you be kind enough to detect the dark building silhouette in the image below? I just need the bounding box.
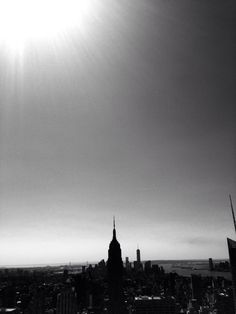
[134,296,176,314]
[144,260,152,273]
[191,274,202,303]
[107,218,125,314]
[125,257,131,271]
[25,286,45,314]
[56,287,78,314]
[215,291,235,314]
[227,238,236,313]
[0,285,16,308]
[134,247,143,272]
[228,195,236,313]
[209,258,214,271]
[136,247,141,264]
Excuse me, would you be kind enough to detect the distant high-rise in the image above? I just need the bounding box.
[134,246,143,272]
[227,238,236,313]
[227,195,236,314]
[144,260,152,273]
[125,257,131,270]
[209,258,214,271]
[230,195,236,234]
[136,247,141,264]
[107,218,125,314]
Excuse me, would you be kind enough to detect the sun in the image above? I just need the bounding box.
[0,0,95,55]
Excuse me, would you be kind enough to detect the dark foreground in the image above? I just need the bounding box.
[0,259,234,314]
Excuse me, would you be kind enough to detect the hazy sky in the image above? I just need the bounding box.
[0,0,235,266]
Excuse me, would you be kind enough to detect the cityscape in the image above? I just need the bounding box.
[1,0,235,313]
[0,199,236,314]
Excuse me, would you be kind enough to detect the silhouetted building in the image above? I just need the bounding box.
[169,272,176,297]
[144,261,152,273]
[209,258,214,271]
[134,296,176,314]
[0,286,16,308]
[227,238,236,313]
[134,248,143,272]
[191,274,202,303]
[215,292,234,314]
[125,257,131,270]
[107,218,125,314]
[136,248,141,264]
[56,288,78,314]
[26,287,45,314]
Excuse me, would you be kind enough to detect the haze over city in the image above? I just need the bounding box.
[0,0,235,266]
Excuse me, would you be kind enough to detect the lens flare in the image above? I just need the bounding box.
[0,0,94,54]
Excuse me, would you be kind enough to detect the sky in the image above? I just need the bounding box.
[0,0,235,266]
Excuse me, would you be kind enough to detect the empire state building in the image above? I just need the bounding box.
[107,218,126,314]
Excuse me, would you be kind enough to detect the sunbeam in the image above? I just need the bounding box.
[0,0,97,56]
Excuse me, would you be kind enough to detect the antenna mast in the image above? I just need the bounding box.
[229,194,236,234]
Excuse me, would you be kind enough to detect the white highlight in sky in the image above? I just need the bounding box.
[0,0,95,55]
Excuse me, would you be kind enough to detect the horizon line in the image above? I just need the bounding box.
[0,257,230,269]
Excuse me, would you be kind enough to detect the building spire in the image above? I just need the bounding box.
[230,194,236,234]
[113,216,116,239]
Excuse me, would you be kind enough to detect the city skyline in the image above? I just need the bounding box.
[0,0,236,265]
[0,209,235,267]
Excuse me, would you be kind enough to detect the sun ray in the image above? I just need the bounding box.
[0,0,96,57]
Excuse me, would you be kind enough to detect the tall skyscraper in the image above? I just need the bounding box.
[107,218,125,314]
[227,195,236,314]
[228,238,236,313]
[230,195,236,234]
[134,246,143,272]
[209,258,214,271]
[136,247,141,264]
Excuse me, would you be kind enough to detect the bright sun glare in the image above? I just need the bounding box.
[0,0,94,54]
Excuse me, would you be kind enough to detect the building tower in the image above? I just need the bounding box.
[56,287,78,314]
[227,238,236,313]
[107,218,125,314]
[230,194,236,234]
[209,258,214,271]
[136,246,141,264]
[227,195,236,314]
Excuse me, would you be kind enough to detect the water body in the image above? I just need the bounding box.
[1,259,232,280]
[152,260,232,280]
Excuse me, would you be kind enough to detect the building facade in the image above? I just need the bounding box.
[107,219,125,314]
[227,238,236,314]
